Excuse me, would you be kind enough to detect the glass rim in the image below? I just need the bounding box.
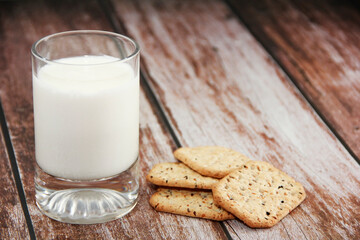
[31,30,140,66]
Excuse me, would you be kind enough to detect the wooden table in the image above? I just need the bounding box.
[1,0,359,239]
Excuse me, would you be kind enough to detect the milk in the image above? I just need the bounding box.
[33,55,139,180]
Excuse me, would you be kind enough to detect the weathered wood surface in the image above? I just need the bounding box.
[112,0,360,239]
[0,1,227,239]
[0,120,28,239]
[228,0,360,160]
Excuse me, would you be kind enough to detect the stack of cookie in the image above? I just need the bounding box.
[146,146,306,228]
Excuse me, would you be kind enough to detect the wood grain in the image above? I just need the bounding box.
[227,0,360,160]
[0,1,227,239]
[112,0,360,239]
[0,118,28,239]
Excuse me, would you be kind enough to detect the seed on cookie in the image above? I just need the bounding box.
[146,162,219,189]
[174,146,250,178]
[212,161,306,228]
[149,188,235,221]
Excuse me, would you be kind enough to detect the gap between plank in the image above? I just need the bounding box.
[98,0,234,239]
[0,100,36,240]
[224,0,360,165]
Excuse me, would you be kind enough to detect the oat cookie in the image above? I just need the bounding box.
[149,188,235,221]
[174,146,250,178]
[212,161,306,228]
[146,162,218,189]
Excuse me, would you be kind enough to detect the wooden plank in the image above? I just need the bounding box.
[111,0,360,239]
[0,115,29,239]
[227,0,360,160]
[0,1,227,239]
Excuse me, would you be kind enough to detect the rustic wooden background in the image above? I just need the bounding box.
[0,0,359,239]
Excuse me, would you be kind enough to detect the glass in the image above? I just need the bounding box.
[31,30,140,224]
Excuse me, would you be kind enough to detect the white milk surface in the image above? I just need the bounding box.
[33,55,139,180]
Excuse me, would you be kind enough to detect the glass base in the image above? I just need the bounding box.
[35,159,139,224]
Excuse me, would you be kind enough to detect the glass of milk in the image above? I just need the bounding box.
[31,30,140,224]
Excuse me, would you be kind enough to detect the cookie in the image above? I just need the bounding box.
[149,188,235,221]
[146,162,219,189]
[212,161,306,228]
[174,146,250,178]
